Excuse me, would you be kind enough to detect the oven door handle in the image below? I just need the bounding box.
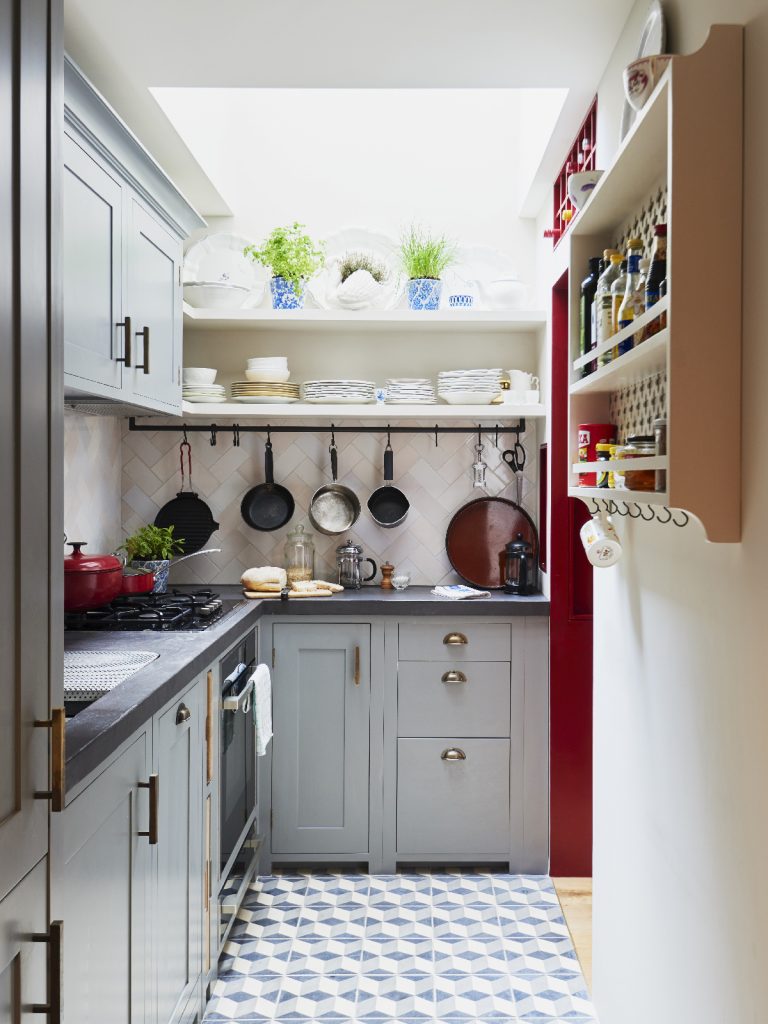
[222,677,255,714]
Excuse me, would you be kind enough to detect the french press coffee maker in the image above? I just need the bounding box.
[336,540,377,589]
[503,533,536,596]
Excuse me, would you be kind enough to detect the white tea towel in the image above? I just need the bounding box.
[251,663,272,756]
[431,585,491,600]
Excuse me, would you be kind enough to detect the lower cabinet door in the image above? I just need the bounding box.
[397,738,511,855]
[61,728,151,1024]
[0,858,48,1024]
[272,624,370,855]
[155,680,203,1024]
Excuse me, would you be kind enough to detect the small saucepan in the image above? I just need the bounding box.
[368,440,410,528]
[241,440,295,531]
[308,442,360,536]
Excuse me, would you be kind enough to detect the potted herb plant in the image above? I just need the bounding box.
[400,225,456,310]
[119,524,184,594]
[244,222,324,309]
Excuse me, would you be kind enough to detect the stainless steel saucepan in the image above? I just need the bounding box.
[308,442,361,535]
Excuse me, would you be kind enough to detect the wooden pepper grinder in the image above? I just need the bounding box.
[380,562,394,590]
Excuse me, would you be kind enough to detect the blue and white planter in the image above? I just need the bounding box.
[407,278,442,311]
[270,275,305,310]
[130,559,171,594]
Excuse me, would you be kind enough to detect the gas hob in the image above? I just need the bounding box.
[64,589,238,632]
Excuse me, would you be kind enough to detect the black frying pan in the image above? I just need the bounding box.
[155,441,219,554]
[368,442,409,528]
[241,440,295,531]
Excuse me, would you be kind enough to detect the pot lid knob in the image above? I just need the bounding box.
[67,541,86,555]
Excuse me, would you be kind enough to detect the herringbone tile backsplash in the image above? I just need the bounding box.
[121,418,540,587]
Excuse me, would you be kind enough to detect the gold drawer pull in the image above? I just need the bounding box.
[354,645,361,686]
[443,631,468,646]
[441,747,467,761]
[441,670,467,684]
[34,708,66,813]
[138,773,159,844]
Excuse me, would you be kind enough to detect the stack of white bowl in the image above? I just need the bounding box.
[182,367,226,403]
[437,368,503,405]
[232,356,299,403]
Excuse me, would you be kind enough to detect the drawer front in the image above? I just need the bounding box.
[397,738,510,854]
[398,622,510,662]
[398,662,510,738]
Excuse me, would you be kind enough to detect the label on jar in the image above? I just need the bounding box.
[578,428,590,462]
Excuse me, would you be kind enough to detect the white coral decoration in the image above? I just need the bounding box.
[335,268,383,309]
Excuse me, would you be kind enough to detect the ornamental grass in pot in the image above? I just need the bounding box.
[400,225,456,310]
[244,222,325,309]
[119,525,184,594]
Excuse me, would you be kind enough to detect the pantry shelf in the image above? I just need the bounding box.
[182,304,548,333]
[569,486,669,507]
[569,330,668,395]
[572,457,667,474]
[179,401,546,421]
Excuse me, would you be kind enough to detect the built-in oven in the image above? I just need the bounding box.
[218,628,261,948]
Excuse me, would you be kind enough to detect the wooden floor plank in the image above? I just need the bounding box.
[553,877,592,990]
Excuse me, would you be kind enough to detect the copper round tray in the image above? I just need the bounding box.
[445,497,538,589]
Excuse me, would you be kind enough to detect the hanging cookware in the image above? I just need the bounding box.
[367,437,410,528]
[445,496,539,590]
[154,440,219,554]
[308,440,360,536]
[64,541,124,611]
[336,540,377,589]
[241,439,295,531]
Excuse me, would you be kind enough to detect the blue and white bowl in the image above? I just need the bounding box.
[407,278,442,311]
[449,293,474,309]
[270,275,305,310]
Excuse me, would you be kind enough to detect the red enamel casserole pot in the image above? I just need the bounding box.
[64,541,124,612]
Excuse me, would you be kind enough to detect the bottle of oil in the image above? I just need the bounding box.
[617,238,645,355]
[607,257,628,363]
[579,256,602,376]
[645,223,667,337]
[594,250,622,365]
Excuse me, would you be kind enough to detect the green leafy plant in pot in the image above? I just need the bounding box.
[400,225,456,310]
[244,222,325,309]
[119,525,184,594]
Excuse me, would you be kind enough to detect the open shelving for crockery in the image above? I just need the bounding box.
[567,24,742,542]
[181,303,548,423]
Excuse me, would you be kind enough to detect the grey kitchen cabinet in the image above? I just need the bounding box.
[153,677,204,1024]
[63,131,124,392]
[271,623,371,856]
[63,56,204,413]
[61,727,152,1024]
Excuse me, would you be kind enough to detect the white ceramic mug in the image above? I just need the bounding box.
[579,512,623,567]
[508,369,539,391]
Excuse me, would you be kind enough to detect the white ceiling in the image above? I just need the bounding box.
[64,0,635,217]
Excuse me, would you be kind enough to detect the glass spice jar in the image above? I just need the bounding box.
[284,523,315,584]
[653,417,667,491]
[618,434,656,491]
[595,443,613,489]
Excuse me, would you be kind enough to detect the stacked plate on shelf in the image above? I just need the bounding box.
[437,368,503,405]
[230,381,300,404]
[385,378,436,404]
[182,384,227,404]
[302,380,377,404]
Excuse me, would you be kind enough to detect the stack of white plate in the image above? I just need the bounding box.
[385,378,436,404]
[437,368,503,406]
[183,383,227,404]
[302,380,377,404]
[230,381,300,404]
[244,356,290,383]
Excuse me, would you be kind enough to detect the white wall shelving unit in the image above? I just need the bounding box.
[180,401,545,421]
[567,25,743,542]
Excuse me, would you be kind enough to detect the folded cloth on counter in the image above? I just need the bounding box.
[431,585,492,600]
[241,566,287,589]
[250,663,272,756]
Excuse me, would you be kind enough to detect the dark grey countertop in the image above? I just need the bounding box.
[64,585,549,793]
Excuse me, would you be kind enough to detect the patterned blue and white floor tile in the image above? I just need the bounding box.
[205,871,597,1023]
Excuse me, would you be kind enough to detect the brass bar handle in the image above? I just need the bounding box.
[443,631,468,646]
[138,773,159,844]
[176,703,191,725]
[135,325,150,374]
[441,670,467,684]
[354,645,360,686]
[33,708,66,813]
[31,920,63,1023]
[441,747,467,761]
[206,670,213,784]
[116,315,132,366]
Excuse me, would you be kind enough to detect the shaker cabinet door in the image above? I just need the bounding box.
[63,132,124,392]
[126,196,182,410]
[272,624,370,855]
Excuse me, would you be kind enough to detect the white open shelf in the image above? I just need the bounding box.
[182,303,548,333]
[569,486,669,506]
[572,457,667,474]
[570,329,668,395]
[571,297,668,370]
[180,401,545,421]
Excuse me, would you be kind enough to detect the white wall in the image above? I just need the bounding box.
[589,4,768,1024]
[63,410,123,553]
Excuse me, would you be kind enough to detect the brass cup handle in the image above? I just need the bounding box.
[135,325,150,374]
[138,773,159,844]
[443,631,468,646]
[31,920,63,1023]
[441,670,467,684]
[176,703,191,725]
[441,747,467,761]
